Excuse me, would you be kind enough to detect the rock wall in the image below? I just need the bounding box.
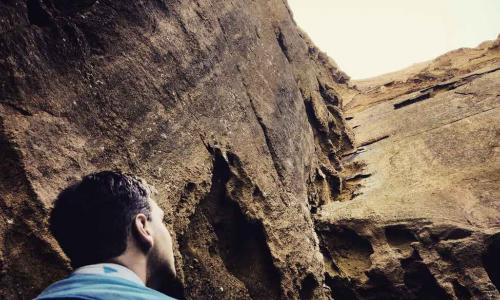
[0,1,352,299]
[326,37,500,299]
[1,1,499,299]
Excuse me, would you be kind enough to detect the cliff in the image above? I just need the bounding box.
[327,36,500,299]
[0,0,499,299]
[0,1,351,299]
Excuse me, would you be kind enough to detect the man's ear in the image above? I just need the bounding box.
[133,214,154,251]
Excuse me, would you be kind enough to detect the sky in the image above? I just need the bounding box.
[288,0,500,79]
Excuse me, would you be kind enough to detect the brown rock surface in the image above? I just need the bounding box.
[320,37,500,299]
[1,0,499,299]
[0,1,351,299]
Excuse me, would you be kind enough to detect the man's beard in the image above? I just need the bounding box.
[146,246,184,299]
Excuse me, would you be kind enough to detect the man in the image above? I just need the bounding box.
[35,171,179,299]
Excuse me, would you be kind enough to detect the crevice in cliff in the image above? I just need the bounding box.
[316,165,342,202]
[303,97,342,169]
[324,274,359,300]
[393,66,500,110]
[384,225,418,256]
[217,17,229,43]
[401,251,452,300]
[435,227,472,241]
[299,273,319,300]
[358,135,389,148]
[393,92,431,109]
[327,104,355,153]
[334,160,368,201]
[359,269,403,300]
[318,225,374,280]
[26,0,53,27]
[483,233,500,291]
[385,225,417,247]
[318,79,340,106]
[452,280,472,300]
[180,147,283,299]
[454,91,477,96]
[341,147,366,160]
[301,77,361,208]
[345,173,372,182]
[206,148,283,299]
[52,0,97,15]
[276,28,292,63]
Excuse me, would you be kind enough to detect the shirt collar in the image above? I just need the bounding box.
[73,263,145,286]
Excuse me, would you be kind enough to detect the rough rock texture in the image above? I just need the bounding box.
[0,1,352,299]
[1,1,499,299]
[321,37,500,299]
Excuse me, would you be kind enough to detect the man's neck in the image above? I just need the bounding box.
[73,262,144,286]
[107,250,148,284]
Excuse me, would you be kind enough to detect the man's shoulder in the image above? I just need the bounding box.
[35,273,176,300]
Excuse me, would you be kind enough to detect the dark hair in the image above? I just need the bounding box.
[49,170,153,268]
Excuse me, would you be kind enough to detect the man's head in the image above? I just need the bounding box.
[49,170,176,283]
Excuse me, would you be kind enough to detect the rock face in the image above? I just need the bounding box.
[0,1,351,299]
[0,1,498,299]
[323,37,500,299]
